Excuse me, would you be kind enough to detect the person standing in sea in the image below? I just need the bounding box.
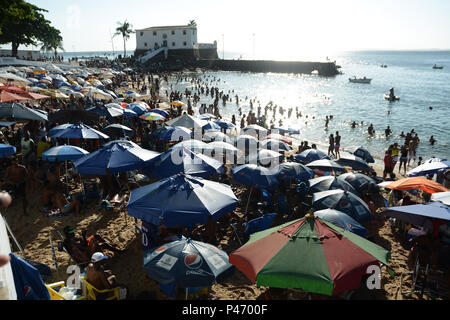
[334,132,341,159]
[328,134,335,157]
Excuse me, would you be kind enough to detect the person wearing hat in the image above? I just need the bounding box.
[85,252,116,297]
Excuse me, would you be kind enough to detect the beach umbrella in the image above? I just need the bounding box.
[0,91,30,103]
[231,164,279,191]
[203,131,233,143]
[295,149,330,164]
[0,121,15,128]
[242,124,268,138]
[142,147,223,179]
[170,100,185,107]
[128,102,148,115]
[308,176,359,196]
[41,145,89,162]
[0,103,48,121]
[431,192,450,206]
[199,113,217,120]
[166,114,206,129]
[209,141,239,155]
[51,123,109,140]
[86,105,123,119]
[259,139,292,152]
[385,177,448,194]
[406,160,450,177]
[349,146,375,164]
[339,173,379,194]
[171,140,214,153]
[336,155,373,172]
[127,174,238,227]
[202,121,222,131]
[82,87,112,101]
[0,73,31,87]
[149,108,169,118]
[140,112,166,122]
[74,140,160,175]
[235,135,259,148]
[159,126,192,142]
[0,144,16,158]
[273,162,315,181]
[229,215,390,296]
[143,239,234,289]
[214,120,235,130]
[382,202,450,231]
[265,134,293,145]
[48,123,72,136]
[307,159,347,174]
[313,189,373,223]
[314,209,368,237]
[247,149,283,166]
[102,124,134,138]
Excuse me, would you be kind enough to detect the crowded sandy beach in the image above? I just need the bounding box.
[1,0,450,305]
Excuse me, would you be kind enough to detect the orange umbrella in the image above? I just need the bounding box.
[0,91,30,103]
[385,177,448,194]
[19,92,50,100]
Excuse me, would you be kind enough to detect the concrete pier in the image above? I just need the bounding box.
[194,59,339,76]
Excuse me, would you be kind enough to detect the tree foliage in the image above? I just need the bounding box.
[114,20,134,58]
[0,0,62,57]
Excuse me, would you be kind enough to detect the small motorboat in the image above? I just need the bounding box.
[349,77,372,84]
[384,94,400,101]
[433,64,444,69]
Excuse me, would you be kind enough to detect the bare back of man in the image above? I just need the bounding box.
[2,160,29,215]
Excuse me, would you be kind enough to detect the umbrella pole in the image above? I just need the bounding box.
[186,288,188,301]
[244,187,254,216]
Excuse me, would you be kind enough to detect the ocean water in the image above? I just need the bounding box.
[161,50,450,162]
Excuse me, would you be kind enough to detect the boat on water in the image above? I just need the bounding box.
[384,94,400,101]
[349,77,372,84]
[433,64,444,69]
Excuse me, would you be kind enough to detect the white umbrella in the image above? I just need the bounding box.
[431,192,450,206]
[0,73,31,87]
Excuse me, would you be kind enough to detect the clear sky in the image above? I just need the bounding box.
[10,0,450,59]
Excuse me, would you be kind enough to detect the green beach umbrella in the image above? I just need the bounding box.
[229,215,391,296]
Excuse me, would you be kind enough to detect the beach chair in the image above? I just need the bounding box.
[82,277,123,300]
[243,213,277,238]
[46,281,86,300]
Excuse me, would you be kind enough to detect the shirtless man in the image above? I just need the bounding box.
[1,157,29,215]
[85,252,116,291]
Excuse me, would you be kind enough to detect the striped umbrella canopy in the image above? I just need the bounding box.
[273,162,315,181]
[314,209,368,238]
[336,155,373,172]
[231,164,279,190]
[149,108,169,118]
[406,160,450,177]
[202,121,222,131]
[295,149,330,164]
[214,120,235,130]
[51,123,109,140]
[171,139,214,153]
[307,159,347,174]
[313,189,373,223]
[308,176,359,196]
[339,173,379,194]
[140,112,166,122]
[230,215,390,296]
[203,131,233,144]
[0,144,16,158]
[259,139,292,152]
[42,145,89,162]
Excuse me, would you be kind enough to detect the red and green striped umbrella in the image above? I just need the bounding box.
[229,215,391,296]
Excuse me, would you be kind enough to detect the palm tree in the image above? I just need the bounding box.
[188,20,197,27]
[114,20,134,58]
[40,36,65,59]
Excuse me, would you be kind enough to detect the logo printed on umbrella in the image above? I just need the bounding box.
[153,246,168,255]
[184,254,203,270]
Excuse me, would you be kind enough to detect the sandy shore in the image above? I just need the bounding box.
[3,154,444,301]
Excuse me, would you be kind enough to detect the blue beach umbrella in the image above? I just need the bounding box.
[314,209,368,238]
[203,131,233,144]
[350,146,375,164]
[48,123,72,136]
[295,149,330,164]
[336,155,373,172]
[142,147,223,179]
[171,140,214,153]
[406,160,450,177]
[260,139,292,152]
[166,114,206,129]
[128,102,148,115]
[231,164,279,190]
[308,176,359,196]
[0,121,16,128]
[214,120,235,130]
[313,189,373,224]
[307,159,347,173]
[159,126,192,142]
[0,144,16,158]
[42,145,89,162]
[339,173,379,194]
[51,123,109,140]
[102,124,134,138]
[202,121,222,131]
[143,239,234,288]
[127,174,238,227]
[273,162,315,181]
[74,140,160,175]
[247,149,283,166]
[381,202,450,231]
[149,108,169,118]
